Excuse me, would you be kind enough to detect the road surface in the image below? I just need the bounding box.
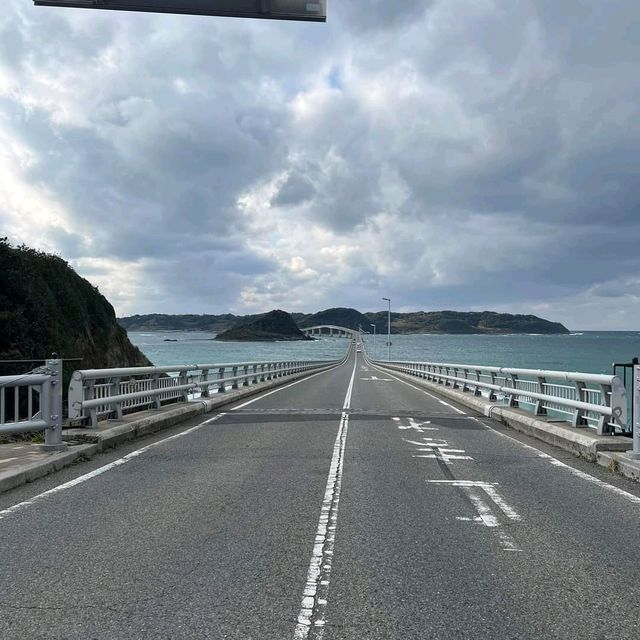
[1,347,640,639]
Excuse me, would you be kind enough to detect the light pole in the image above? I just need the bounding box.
[382,297,391,361]
[370,323,376,359]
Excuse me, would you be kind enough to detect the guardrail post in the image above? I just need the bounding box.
[629,366,640,459]
[42,358,66,451]
[109,377,123,420]
[85,377,99,427]
[232,366,239,390]
[178,370,190,402]
[487,372,497,401]
[152,375,162,410]
[507,374,519,407]
[243,365,250,386]
[572,381,588,428]
[201,369,210,398]
[252,365,259,384]
[218,367,227,393]
[461,368,468,392]
[472,370,481,396]
[532,376,547,415]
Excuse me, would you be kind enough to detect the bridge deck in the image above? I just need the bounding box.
[1,349,640,638]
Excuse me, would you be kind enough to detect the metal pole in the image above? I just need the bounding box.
[630,365,640,459]
[42,358,67,451]
[371,324,376,359]
[382,297,391,361]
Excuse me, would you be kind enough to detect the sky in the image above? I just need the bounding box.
[1,1,639,329]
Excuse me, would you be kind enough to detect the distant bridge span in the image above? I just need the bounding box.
[302,325,356,339]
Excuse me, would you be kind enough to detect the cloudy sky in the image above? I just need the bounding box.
[1,1,639,329]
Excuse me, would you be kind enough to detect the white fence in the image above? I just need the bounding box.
[372,359,627,435]
[0,359,65,448]
[68,360,338,427]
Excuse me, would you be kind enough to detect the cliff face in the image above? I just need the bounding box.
[0,240,151,368]
[215,309,312,342]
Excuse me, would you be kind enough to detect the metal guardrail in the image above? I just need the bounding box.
[371,359,627,435]
[0,359,65,449]
[68,359,339,427]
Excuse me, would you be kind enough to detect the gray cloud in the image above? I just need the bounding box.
[0,0,639,329]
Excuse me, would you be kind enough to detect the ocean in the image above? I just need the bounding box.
[128,331,640,376]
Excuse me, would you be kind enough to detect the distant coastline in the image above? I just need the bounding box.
[119,308,569,336]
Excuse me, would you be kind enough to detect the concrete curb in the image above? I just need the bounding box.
[0,363,339,497]
[371,361,640,481]
[0,444,98,495]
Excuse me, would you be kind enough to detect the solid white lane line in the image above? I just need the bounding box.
[473,418,640,505]
[294,412,348,639]
[0,413,226,522]
[294,355,357,639]
[342,358,357,410]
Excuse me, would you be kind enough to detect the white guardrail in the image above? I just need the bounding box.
[371,359,627,435]
[0,359,65,449]
[68,359,339,427]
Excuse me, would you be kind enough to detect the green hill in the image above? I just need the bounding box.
[0,239,151,368]
[215,309,313,342]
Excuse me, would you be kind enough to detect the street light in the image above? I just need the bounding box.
[382,297,391,361]
[370,323,376,359]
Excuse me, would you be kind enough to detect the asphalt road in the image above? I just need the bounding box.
[1,347,640,639]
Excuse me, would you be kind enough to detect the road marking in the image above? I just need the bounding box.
[294,354,356,638]
[427,480,522,551]
[373,358,640,507]
[393,417,438,432]
[473,418,640,505]
[0,413,227,523]
[405,438,473,464]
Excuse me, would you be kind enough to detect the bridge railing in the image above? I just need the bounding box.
[0,359,65,448]
[371,359,627,435]
[68,359,338,427]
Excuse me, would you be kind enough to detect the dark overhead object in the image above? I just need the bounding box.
[33,0,327,22]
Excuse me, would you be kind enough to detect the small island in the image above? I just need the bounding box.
[215,309,313,342]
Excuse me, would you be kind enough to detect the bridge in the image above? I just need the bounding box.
[1,343,640,639]
[302,324,357,338]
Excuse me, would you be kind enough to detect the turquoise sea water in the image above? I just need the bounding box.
[128,331,640,375]
[127,332,349,367]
